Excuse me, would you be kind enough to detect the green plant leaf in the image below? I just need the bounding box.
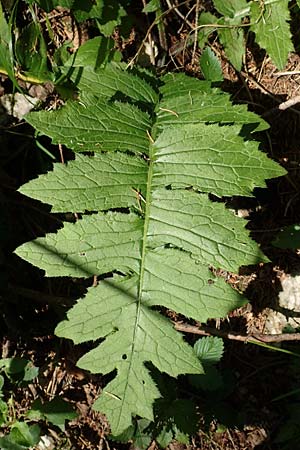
[156,73,268,132]
[198,12,219,48]
[28,397,78,431]
[10,423,40,447]
[20,153,148,212]
[36,0,109,24]
[213,0,247,18]
[23,363,39,382]
[250,0,293,70]
[16,65,286,435]
[0,423,41,449]
[0,374,4,391]
[25,93,151,153]
[199,2,247,70]
[218,17,245,70]
[143,0,160,13]
[194,336,224,364]
[73,0,104,22]
[69,63,158,104]
[0,437,25,450]
[156,427,173,448]
[189,337,224,391]
[110,418,152,448]
[57,276,204,434]
[201,0,293,72]
[154,398,197,447]
[0,358,38,383]
[94,1,129,36]
[70,0,130,35]
[272,224,300,249]
[200,47,223,81]
[0,2,15,85]
[15,22,50,81]
[131,419,152,450]
[64,36,121,69]
[0,398,8,426]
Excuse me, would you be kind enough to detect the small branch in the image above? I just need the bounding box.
[58,143,65,164]
[192,0,200,65]
[165,0,194,29]
[127,0,194,68]
[240,71,300,117]
[0,67,46,85]
[278,96,300,111]
[174,322,300,343]
[142,0,156,65]
[274,70,300,77]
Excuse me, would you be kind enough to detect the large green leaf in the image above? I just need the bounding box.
[250,0,293,70]
[16,64,286,435]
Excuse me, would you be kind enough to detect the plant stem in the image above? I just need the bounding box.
[0,67,47,85]
[174,322,300,344]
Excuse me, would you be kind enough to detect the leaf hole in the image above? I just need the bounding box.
[122,354,127,360]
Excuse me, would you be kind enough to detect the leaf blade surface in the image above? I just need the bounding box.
[19,153,148,212]
[250,0,293,69]
[26,94,151,153]
[17,63,287,435]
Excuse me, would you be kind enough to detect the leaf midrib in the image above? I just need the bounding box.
[116,137,154,427]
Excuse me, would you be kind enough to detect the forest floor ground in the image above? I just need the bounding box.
[1,2,300,449]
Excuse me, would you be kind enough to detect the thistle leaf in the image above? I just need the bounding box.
[16,64,286,435]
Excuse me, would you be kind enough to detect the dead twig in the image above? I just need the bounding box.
[174,322,300,343]
[278,95,300,111]
[191,0,200,65]
[274,70,300,77]
[165,0,194,29]
[127,0,195,68]
[58,143,65,164]
[240,71,300,117]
